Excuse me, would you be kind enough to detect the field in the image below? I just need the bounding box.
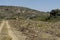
[8,19,60,40]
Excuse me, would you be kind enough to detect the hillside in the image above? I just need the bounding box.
[0,6,60,40]
[0,6,49,20]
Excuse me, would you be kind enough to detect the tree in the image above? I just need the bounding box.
[50,9,57,17]
[46,9,60,21]
[46,9,58,20]
[50,9,60,17]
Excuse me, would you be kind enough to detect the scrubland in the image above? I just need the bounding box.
[8,20,60,40]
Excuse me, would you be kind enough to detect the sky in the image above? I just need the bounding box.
[0,0,60,12]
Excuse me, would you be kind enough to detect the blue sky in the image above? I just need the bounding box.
[0,0,60,12]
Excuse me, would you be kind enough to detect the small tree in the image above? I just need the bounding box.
[50,10,57,17]
[46,9,60,21]
[46,9,58,20]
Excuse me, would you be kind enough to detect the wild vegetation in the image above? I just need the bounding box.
[46,9,60,22]
[9,19,60,40]
[0,6,60,22]
[0,6,49,21]
[0,6,60,40]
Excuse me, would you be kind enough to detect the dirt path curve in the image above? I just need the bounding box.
[0,20,26,40]
[6,20,27,40]
[6,20,19,40]
[0,20,5,33]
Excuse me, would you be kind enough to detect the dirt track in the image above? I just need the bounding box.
[0,20,26,40]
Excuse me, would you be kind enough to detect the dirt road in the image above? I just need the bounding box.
[0,20,26,40]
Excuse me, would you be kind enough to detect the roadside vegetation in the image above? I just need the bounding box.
[9,19,60,40]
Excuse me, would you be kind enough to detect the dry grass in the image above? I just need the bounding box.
[8,20,60,40]
[0,35,12,40]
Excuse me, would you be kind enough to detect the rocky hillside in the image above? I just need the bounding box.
[0,6,49,20]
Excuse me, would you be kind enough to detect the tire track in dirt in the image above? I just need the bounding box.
[6,20,27,40]
[0,21,5,33]
[0,20,26,40]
